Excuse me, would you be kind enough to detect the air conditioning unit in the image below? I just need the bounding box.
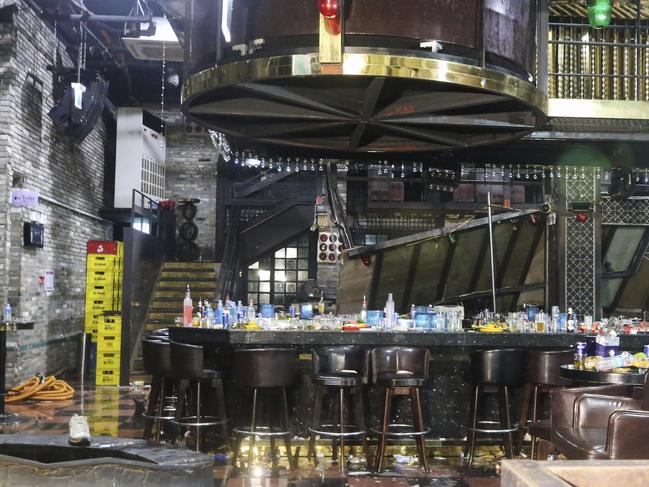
[122,17,183,62]
[113,108,166,208]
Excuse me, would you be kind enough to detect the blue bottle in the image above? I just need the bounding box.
[215,300,224,327]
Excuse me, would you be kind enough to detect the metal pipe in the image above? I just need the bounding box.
[550,22,647,30]
[487,192,497,313]
[42,12,153,24]
[79,332,87,416]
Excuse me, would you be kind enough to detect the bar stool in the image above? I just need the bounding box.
[464,349,523,466]
[169,341,229,452]
[517,349,573,459]
[307,346,369,469]
[230,348,298,472]
[372,346,430,473]
[142,339,175,442]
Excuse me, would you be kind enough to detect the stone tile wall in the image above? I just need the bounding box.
[0,4,111,384]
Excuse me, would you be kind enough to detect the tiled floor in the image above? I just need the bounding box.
[0,385,500,487]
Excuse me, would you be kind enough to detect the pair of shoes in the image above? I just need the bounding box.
[69,414,91,446]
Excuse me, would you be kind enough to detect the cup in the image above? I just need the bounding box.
[260,304,275,318]
[366,310,383,326]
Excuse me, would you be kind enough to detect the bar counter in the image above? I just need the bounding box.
[168,328,649,440]
[170,328,649,349]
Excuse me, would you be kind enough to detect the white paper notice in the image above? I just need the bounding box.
[44,270,54,294]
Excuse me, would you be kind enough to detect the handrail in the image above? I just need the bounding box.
[130,189,159,233]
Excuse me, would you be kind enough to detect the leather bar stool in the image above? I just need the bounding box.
[371,346,430,473]
[230,348,298,472]
[517,349,573,459]
[142,339,175,442]
[464,349,523,466]
[307,346,369,470]
[169,341,229,452]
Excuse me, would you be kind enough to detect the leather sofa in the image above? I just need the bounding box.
[551,373,649,459]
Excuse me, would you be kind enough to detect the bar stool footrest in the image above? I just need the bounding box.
[233,425,292,438]
[309,423,366,438]
[173,415,228,428]
[142,413,176,421]
[468,420,518,434]
[371,423,430,437]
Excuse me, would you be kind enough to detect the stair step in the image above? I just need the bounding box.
[160,271,217,279]
[148,312,182,320]
[149,306,183,313]
[158,280,215,289]
[162,262,219,270]
[154,288,217,296]
[146,318,178,325]
[129,373,151,384]
[151,296,218,303]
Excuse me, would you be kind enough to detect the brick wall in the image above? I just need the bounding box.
[0,3,112,384]
[165,120,218,260]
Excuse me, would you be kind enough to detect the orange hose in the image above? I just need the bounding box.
[5,375,74,402]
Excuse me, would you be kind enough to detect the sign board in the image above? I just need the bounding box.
[11,189,39,208]
[44,270,54,293]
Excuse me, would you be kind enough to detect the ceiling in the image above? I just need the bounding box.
[25,0,182,105]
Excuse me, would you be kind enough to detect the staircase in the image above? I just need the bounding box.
[145,261,221,333]
[130,261,220,380]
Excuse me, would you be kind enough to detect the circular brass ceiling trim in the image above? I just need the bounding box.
[182,52,547,115]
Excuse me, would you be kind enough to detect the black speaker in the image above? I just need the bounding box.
[48,78,109,143]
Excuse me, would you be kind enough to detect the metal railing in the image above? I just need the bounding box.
[131,189,159,234]
[546,0,649,101]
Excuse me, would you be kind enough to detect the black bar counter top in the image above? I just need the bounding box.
[169,327,649,349]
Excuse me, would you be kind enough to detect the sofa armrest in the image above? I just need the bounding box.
[551,385,632,430]
[575,394,641,429]
[607,410,649,459]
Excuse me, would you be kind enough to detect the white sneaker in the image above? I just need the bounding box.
[68,414,91,445]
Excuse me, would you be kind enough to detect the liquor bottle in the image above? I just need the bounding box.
[318,291,325,315]
[384,293,395,331]
[360,295,367,322]
[595,352,634,371]
[410,304,416,319]
[183,285,193,326]
[205,301,214,328]
[215,300,224,327]
[566,307,575,333]
[237,300,244,325]
[247,299,256,323]
[223,300,230,328]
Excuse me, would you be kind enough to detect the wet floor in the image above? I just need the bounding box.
[0,384,502,487]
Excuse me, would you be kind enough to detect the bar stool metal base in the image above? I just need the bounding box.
[467,420,518,435]
[307,383,369,471]
[309,424,366,438]
[375,387,430,473]
[371,424,431,437]
[175,415,227,428]
[231,386,297,473]
[464,385,517,467]
[233,425,291,437]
